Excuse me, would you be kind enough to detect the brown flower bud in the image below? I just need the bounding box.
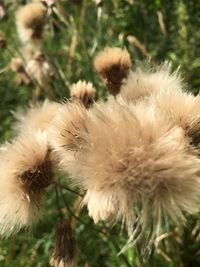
[70,80,96,108]
[50,220,76,267]
[94,47,132,96]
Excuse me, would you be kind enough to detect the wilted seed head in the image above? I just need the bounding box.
[0,32,6,48]
[16,3,47,43]
[70,80,96,108]
[0,131,53,237]
[50,220,76,267]
[94,47,132,96]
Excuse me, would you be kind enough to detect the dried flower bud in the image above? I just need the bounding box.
[50,220,76,267]
[94,47,132,96]
[16,3,47,44]
[70,80,96,108]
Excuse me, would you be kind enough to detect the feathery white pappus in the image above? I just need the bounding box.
[48,102,87,175]
[13,100,60,134]
[0,131,52,237]
[60,100,200,239]
[119,63,183,101]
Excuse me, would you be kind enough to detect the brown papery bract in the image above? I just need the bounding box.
[0,131,53,237]
[94,47,132,96]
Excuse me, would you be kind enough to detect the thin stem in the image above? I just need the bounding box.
[53,181,84,198]
[55,184,63,219]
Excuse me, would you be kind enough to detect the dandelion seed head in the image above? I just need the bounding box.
[0,131,52,237]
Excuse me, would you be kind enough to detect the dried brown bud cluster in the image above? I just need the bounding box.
[50,220,76,267]
[94,47,132,96]
[0,131,53,237]
[70,80,96,108]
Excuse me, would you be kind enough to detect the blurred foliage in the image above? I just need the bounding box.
[0,0,200,266]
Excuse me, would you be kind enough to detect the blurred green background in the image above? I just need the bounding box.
[0,0,200,266]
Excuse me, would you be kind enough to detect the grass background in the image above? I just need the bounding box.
[0,0,200,266]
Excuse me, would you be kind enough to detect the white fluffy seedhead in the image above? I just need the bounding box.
[13,100,60,134]
[151,89,200,145]
[65,100,200,243]
[0,131,52,237]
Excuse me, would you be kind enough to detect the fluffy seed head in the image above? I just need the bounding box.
[0,131,53,237]
[94,47,132,96]
[13,101,60,134]
[152,89,200,145]
[16,3,47,43]
[70,80,96,108]
[120,64,182,101]
[50,220,76,267]
[67,100,200,239]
